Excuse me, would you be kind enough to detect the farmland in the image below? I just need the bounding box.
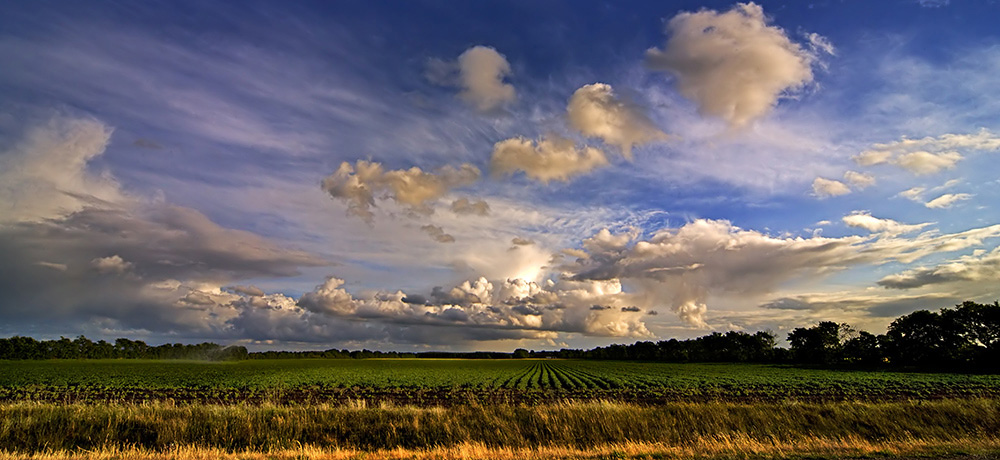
[2,359,1000,459]
[3,359,1000,406]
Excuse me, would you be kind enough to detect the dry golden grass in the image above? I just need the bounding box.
[3,438,1000,460]
[2,399,999,459]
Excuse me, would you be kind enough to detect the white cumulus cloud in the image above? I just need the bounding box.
[842,211,930,236]
[645,2,825,127]
[491,136,609,183]
[91,255,134,275]
[843,171,876,189]
[321,160,480,222]
[427,46,515,113]
[895,151,963,175]
[566,83,668,157]
[458,46,516,112]
[898,187,925,202]
[812,177,851,198]
[854,129,1000,175]
[924,193,972,209]
[294,275,652,339]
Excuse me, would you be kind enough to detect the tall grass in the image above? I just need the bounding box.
[1,399,998,454]
[5,438,1000,460]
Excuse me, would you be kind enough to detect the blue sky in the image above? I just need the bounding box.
[1,0,998,351]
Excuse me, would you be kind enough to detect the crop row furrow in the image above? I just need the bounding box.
[549,363,573,389]
[558,365,615,389]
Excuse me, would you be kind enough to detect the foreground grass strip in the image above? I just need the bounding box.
[2,439,1000,460]
[1,399,999,454]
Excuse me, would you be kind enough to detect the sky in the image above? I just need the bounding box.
[1,0,999,352]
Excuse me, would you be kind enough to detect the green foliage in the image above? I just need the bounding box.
[1,359,999,406]
[885,300,1000,367]
[787,321,847,365]
[0,336,248,361]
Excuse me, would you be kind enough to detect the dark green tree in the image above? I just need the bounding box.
[787,321,843,365]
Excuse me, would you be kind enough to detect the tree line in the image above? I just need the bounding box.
[786,300,999,369]
[1,301,997,370]
[540,300,999,370]
[0,336,248,361]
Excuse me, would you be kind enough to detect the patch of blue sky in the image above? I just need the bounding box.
[1,0,998,349]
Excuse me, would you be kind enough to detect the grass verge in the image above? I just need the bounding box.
[2,439,1000,460]
[1,399,998,458]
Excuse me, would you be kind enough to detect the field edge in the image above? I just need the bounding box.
[2,439,1000,460]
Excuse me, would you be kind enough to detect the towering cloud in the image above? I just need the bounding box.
[558,219,1000,327]
[321,160,480,222]
[645,2,826,127]
[298,277,357,315]
[562,220,865,326]
[294,275,652,339]
[491,136,609,183]
[0,117,326,336]
[566,83,668,157]
[0,118,123,224]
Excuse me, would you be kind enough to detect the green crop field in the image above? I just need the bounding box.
[2,359,1000,459]
[2,359,999,406]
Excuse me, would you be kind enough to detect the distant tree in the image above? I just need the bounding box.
[787,321,843,365]
[93,340,115,359]
[629,341,660,360]
[4,336,43,360]
[886,301,1000,368]
[885,309,950,367]
[50,336,79,359]
[115,338,149,359]
[949,300,1000,366]
[512,348,530,359]
[841,331,882,366]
